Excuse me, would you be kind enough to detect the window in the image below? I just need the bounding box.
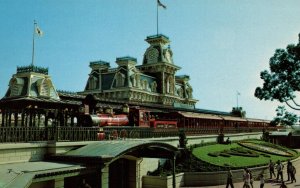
[147,48,159,64]
[116,72,125,87]
[151,81,157,92]
[88,76,97,90]
[9,78,24,96]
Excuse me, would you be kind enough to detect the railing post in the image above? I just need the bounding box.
[172,153,176,188]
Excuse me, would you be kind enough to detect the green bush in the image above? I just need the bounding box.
[208,152,219,157]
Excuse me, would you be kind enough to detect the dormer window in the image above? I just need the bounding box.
[88,76,97,90]
[9,78,24,96]
[37,78,52,97]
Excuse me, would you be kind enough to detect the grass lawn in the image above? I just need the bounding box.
[192,141,298,168]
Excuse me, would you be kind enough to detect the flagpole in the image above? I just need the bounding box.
[236,93,238,108]
[236,92,240,108]
[31,20,36,66]
[156,1,159,35]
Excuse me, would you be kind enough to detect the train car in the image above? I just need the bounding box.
[160,111,270,134]
[82,107,180,130]
[150,119,177,129]
[128,108,151,127]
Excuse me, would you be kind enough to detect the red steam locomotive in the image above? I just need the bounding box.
[83,108,177,129]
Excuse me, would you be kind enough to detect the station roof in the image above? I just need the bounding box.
[0,161,87,188]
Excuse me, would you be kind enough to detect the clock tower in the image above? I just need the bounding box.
[140,34,181,95]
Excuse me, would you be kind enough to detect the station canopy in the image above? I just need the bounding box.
[51,140,179,164]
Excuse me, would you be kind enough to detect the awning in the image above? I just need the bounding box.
[246,118,270,123]
[177,111,223,120]
[220,115,247,122]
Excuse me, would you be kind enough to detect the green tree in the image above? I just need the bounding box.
[231,107,246,118]
[255,34,300,110]
[271,106,298,127]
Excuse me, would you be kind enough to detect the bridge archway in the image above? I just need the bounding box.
[53,140,179,188]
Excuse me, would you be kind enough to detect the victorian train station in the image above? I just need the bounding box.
[0,34,274,188]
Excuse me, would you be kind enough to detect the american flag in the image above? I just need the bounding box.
[157,0,166,9]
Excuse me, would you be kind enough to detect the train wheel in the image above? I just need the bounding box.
[120,129,128,139]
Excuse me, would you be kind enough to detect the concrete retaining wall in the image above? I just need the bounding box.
[142,166,269,188]
[0,141,97,164]
[142,173,184,188]
[0,142,47,164]
[184,166,268,187]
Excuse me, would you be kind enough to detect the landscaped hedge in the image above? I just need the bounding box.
[238,141,295,157]
[208,147,259,158]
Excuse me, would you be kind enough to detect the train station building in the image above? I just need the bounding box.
[0,34,195,188]
[80,34,198,110]
[0,34,270,188]
[0,34,199,129]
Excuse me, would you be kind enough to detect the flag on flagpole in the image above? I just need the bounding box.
[35,25,43,37]
[157,0,166,9]
[237,91,241,95]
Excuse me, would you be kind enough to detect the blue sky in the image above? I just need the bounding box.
[1,0,300,119]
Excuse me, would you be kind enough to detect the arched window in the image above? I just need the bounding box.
[143,80,148,90]
[36,78,53,97]
[166,76,174,94]
[186,87,193,98]
[88,76,97,90]
[151,81,157,92]
[40,79,51,96]
[116,72,125,87]
[130,74,136,87]
[177,88,183,97]
[135,74,140,88]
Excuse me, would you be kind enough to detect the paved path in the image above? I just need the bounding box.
[182,152,300,188]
